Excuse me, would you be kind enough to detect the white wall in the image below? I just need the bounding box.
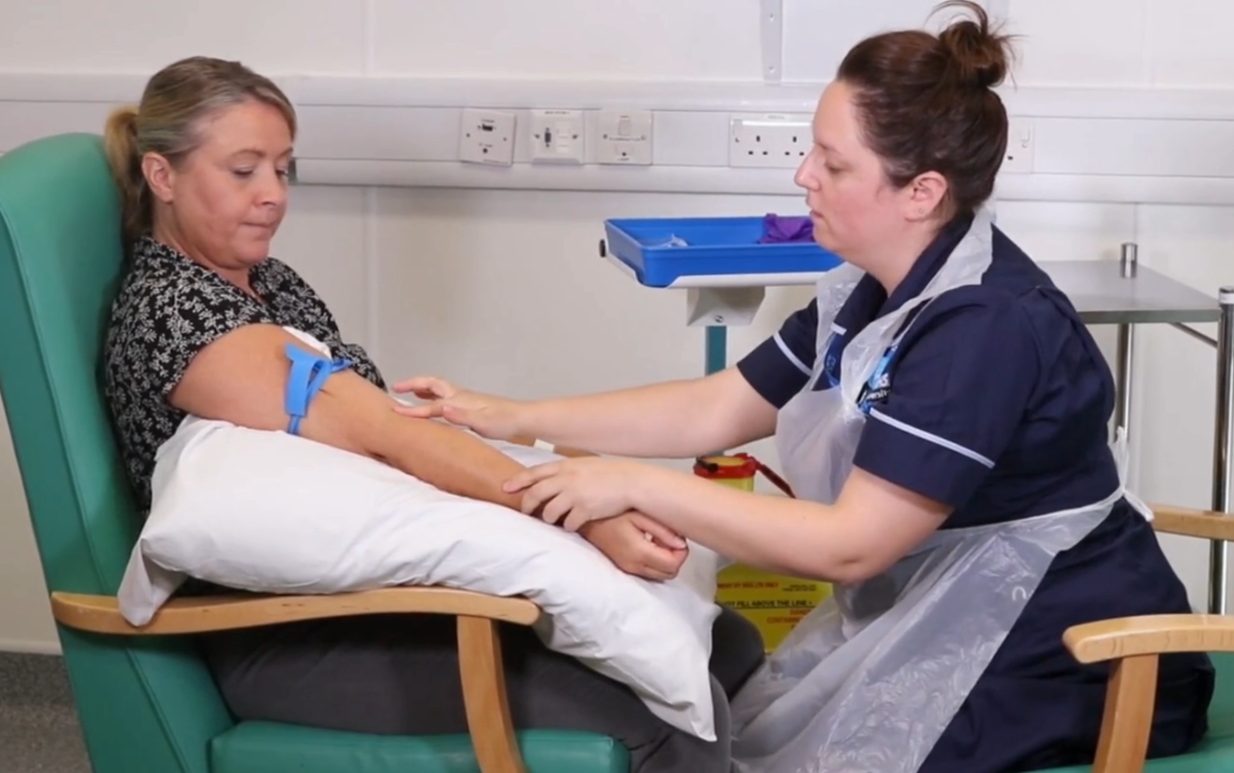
[1,0,1232,652]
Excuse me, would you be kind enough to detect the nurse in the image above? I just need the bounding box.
[397,2,1213,770]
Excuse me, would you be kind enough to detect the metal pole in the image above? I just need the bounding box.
[1210,287,1234,613]
[706,326,727,376]
[1119,241,1139,279]
[1114,243,1138,435]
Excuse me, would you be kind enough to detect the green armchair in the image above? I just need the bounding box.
[0,132,627,773]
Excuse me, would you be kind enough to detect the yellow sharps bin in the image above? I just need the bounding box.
[694,454,832,652]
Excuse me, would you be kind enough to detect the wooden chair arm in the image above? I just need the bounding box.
[1064,613,1234,664]
[1058,501,1234,773]
[1150,503,1234,541]
[1063,613,1234,773]
[52,587,540,773]
[51,587,539,636]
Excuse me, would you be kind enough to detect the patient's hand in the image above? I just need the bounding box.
[581,512,688,582]
[392,376,523,441]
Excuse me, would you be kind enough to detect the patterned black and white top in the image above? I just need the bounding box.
[103,236,385,510]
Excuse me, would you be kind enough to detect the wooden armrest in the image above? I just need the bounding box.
[51,587,540,636]
[1044,506,1234,773]
[53,587,536,773]
[1064,613,1234,664]
[1150,503,1234,541]
[1062,613,1234,773]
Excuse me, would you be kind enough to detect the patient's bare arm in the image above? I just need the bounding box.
[169,324,687,579]
[169,324,527,510]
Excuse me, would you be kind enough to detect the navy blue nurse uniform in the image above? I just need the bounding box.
[737,216,1214,771]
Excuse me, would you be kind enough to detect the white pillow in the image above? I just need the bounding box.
[118,418,721,740]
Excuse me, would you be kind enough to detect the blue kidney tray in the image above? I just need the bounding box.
[603,216,843,288]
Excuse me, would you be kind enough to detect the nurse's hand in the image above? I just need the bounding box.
[391,376,523,441]
[581,513,688,581]
[506,457,651,532]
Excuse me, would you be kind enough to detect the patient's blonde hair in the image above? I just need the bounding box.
[103,56,297,249]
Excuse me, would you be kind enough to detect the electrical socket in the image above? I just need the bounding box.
[529,109,585,164]
[459,108,516,166]
[596,110,653,165]
[1003,116,1035,174]
[729,113,812,168]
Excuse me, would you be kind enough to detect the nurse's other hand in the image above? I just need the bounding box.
[581,512,688,581]
[391,376,523,440]
[505,457,646,532]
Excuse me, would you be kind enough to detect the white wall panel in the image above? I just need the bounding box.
[371,0,763,79]
[1147,0,1234,87]
[0,1,368,73]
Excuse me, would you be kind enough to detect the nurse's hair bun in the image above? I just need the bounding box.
[836,0,1014,216]
[936,1,1013,90]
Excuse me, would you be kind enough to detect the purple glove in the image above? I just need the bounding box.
[758,213,814,244]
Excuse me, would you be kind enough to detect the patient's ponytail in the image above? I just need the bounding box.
[103,106,148,250]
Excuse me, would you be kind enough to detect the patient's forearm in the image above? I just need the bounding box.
[343,398,524,509]
[169,325,524,510]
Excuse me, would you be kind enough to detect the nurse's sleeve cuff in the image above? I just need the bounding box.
[737,335,812,409]
[853,408,993,508]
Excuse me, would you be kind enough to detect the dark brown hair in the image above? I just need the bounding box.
[104,56,297,248]
[836,1,1015,217]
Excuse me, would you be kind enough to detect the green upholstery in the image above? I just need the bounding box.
[0,133,629,773]
[210,724,628,773]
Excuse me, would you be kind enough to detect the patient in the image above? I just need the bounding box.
[101,56,763,772]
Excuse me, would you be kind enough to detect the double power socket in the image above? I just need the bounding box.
[728,112,1036,174]
[729,113,812,169]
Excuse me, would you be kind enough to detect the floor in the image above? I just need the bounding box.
[0,652,90,773]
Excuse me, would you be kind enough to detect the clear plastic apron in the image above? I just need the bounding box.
[730,208,1144,773]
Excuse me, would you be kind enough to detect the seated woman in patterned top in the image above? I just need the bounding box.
[101,56,764,773]
[102,56,680,579]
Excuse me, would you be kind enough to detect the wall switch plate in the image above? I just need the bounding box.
[729,113,811,168]
[459,108,516,166]
[529,109,585,164]
[596,110,653,165]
